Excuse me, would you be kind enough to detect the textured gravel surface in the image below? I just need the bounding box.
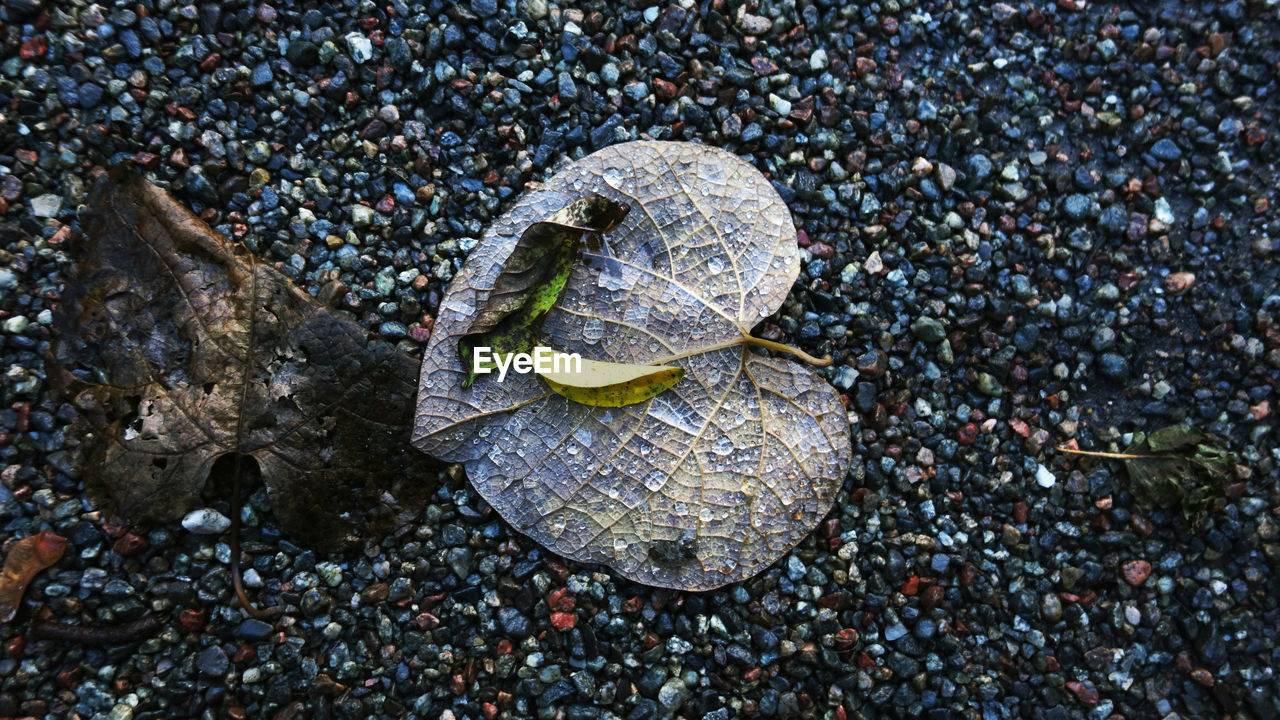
[2,1,1278,719]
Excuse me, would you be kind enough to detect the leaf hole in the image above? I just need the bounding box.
[203,452,262,505]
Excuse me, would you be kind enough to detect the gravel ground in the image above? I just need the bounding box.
[2,0,1279,718]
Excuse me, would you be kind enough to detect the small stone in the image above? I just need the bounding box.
[967,154,993,179]
[1063,194,1091,219]
[1041,593,1063,622]
[181,508,231,534]
[196,646,229,677]
[739,14,771,34]
[768,94,792,116]
[1164,272,1195,294]
[234,619,273,639]
[250,62,273,87]
[657,678,690,714]
[498,607,531,637]
[976,373,1003,397]
[1001,524,1022,547]
[1150,138,1182,161]
[884,623,907,641]
[910,317,947,344]
[344,32,373,63]
[246,141,272,165]
[520,0,548,20]
[1098,353,1129,380]
[1122,559,1152,586]
[3,315,28,334]
[1124,605,1141,625]
[833,366,857,390]
[352,205,375,227]
[30,194,63,218]
[935,163,956,190]
[78,82,104,108]
[1035,465,1056,488]
[809,48,827,71]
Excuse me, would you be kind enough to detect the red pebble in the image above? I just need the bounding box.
[549,611,576,631]
[546,588,575,612]
[178,609,208,632]
[113,532,149,557]
[1122,559,1152,586]
[833,628,859,650]
[956,423,979,444]
[900,576,920,596]
[808,242,835,259]
[20,38,47,59]
[1066,680,1098,704]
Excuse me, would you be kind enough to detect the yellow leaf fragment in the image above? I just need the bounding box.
[540,357,684,407]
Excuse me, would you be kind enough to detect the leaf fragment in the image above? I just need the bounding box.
[49,169,437,554]
[540,357,685,407]
[0,531,68,623]
[459,194,628,387]
[1120,426,1235,525]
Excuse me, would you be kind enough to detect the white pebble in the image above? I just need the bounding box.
[344,32,373,63]
[182,508,231,534]
[31,193,63,218]
[1035,464,1056,488]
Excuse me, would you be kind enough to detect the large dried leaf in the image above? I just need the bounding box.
[414,141,853,590]
[49,169,433,552]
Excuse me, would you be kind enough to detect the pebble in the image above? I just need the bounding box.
[351,205,375,227]
[910,317,947,344]
[30,194,62,217]
[1041,593,1063,622]
[344,32,372,63]
[196,646,229,677]
[180,508,231,534]
[1122,560,1153,586]
[1150,138,1182,161]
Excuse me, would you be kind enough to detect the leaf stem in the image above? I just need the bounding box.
[1056,445,1161,460]
[649,335,832,367]
[741,336,833,366]
[230,453,269,619]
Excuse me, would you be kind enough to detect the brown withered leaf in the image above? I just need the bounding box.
[49,168,434,552]
[415,141,853,590]
[0,530,67,623]
[1122,426,1236,526]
